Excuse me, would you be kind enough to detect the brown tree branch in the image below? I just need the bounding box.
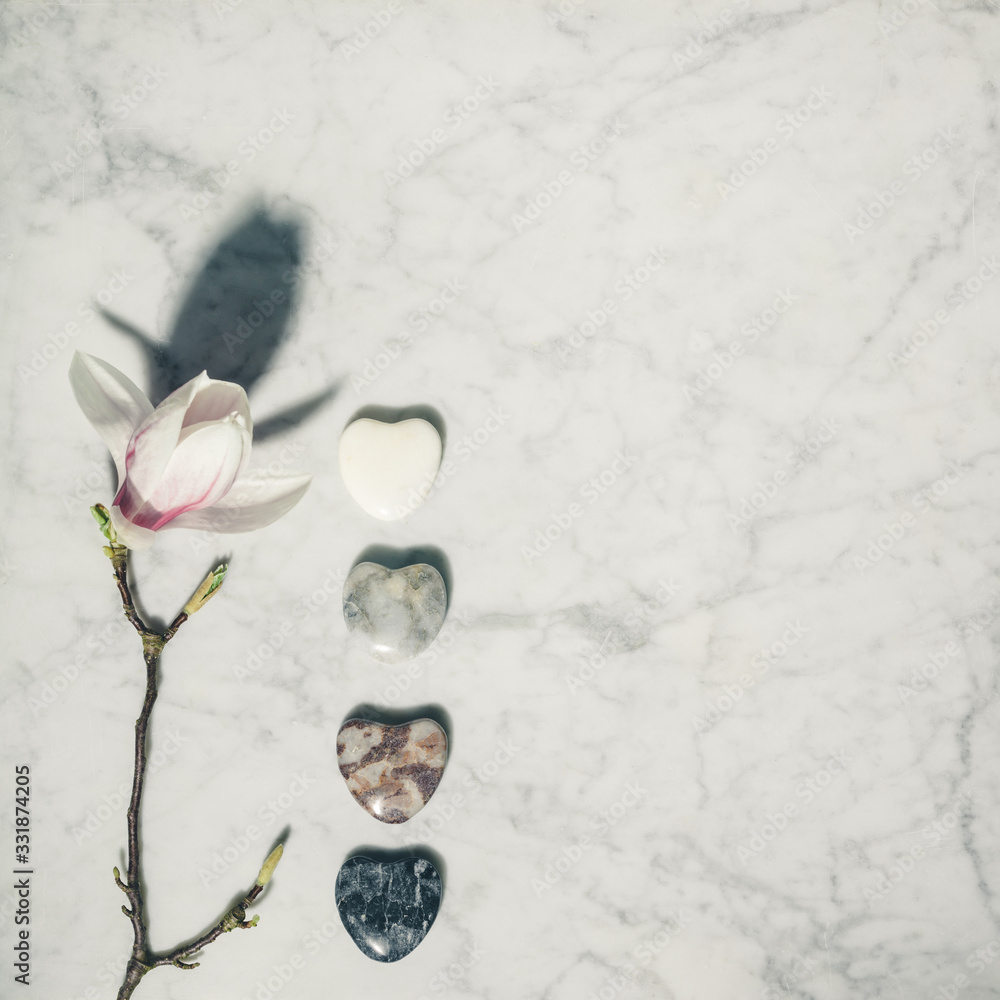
[92,523,279,1000]
[151,882,264,969]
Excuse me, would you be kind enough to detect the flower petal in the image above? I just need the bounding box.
[124,371,213,501]
[183,380,252,438]
[163,473,312,534]
[108,504,157,550]
[69,352,153,484]
[131,418,250,530]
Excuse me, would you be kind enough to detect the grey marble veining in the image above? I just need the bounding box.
[3,4,1000,1000]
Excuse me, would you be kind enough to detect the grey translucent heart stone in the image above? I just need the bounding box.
[342,562,447,664]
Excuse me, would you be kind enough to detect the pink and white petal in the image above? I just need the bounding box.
[109,504,157,551]
[69,352,153,483]
[182,380,252,437]
[125,371,213,499]
[113,475,149,523]
[140,420,249,528]
[177,414,252,475]
[163,473,311,533]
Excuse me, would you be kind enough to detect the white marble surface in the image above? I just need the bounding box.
[2,2,1000,998]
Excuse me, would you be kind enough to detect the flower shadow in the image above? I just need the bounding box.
[99,206,339,441]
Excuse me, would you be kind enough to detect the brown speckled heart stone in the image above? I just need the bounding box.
[336,718,447,824]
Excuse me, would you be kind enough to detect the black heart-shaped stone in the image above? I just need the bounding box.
[335,856,442,962]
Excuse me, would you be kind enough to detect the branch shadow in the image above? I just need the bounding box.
[124,552,232,633]
[118,814,290,960]
[154,826,290,958]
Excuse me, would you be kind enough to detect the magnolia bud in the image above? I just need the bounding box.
[90,504,118,543]
[256,844,283,886]
[183,564,228,616]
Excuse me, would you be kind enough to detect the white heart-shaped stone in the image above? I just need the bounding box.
[339,417,442,521]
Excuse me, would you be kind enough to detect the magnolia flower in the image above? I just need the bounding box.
[69,352,311,550]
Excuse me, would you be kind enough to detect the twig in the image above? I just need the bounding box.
[151,882,264,969]
[90,515,279,1000]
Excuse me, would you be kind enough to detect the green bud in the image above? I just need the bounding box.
[182,564,228,616]
[90,504,118,543]
[256,844,283,886]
